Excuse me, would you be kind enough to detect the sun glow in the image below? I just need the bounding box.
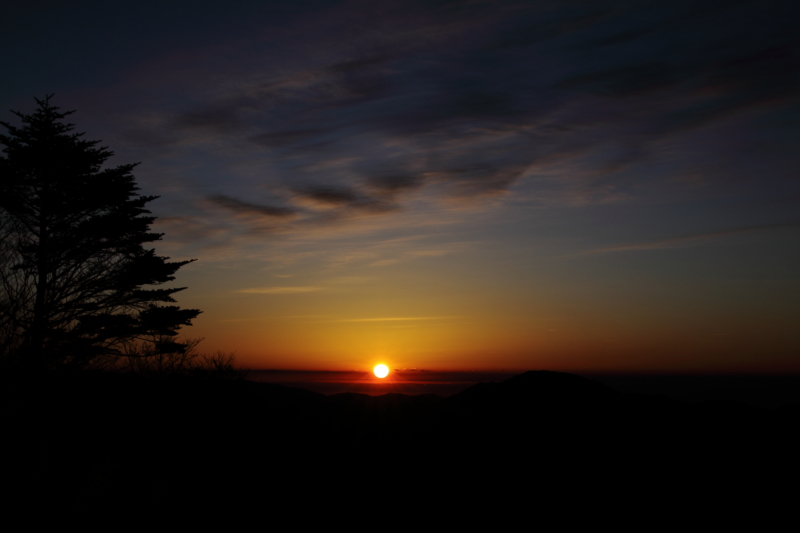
[373,364,389,378]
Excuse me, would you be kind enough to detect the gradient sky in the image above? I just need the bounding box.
[3,0,799,372]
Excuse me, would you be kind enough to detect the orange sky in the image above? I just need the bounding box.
[172,223,800,373]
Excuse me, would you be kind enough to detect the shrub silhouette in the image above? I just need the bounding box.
[122,337,246,379]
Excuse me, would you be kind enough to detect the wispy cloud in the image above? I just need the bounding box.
[207,195,299,219]
[576,221,800,256]
[368,259,400,267]
[332,316,461,322]
[64,0,800,255]
[237,286,322,294]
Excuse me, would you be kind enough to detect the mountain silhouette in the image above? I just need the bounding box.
[450,370,620,412]
[2,369,796,511]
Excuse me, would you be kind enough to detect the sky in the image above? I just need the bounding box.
[2,0,799,372]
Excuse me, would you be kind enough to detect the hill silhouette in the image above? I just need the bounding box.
[2,369,796,511]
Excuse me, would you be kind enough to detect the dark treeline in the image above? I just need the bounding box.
[3,369,797,511]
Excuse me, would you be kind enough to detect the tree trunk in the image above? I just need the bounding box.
[28,206,48,364]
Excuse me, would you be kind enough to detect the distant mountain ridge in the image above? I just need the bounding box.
[2,369,796,509]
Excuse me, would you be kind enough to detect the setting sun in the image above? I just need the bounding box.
[373,364,389,378]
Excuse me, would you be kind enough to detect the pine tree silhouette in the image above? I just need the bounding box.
[0,96,200,369]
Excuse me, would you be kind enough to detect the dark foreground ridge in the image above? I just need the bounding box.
[3,370,797,510]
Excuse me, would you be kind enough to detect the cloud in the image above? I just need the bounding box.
[293,185,362,206]
[207,195,299,219]
[368,259,400,267]
[291,185,396,213]
[367,174,424,193]
[237,286,322,294]
[577,221,800,256]
[93,0,800,251]
[409,250,450,257]
[332,316,461,322]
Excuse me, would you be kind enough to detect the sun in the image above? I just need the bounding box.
[373,364,389,378]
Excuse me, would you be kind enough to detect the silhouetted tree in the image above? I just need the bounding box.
[0,96,200,369]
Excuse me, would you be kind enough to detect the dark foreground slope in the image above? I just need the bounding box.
[2,370,798,510]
